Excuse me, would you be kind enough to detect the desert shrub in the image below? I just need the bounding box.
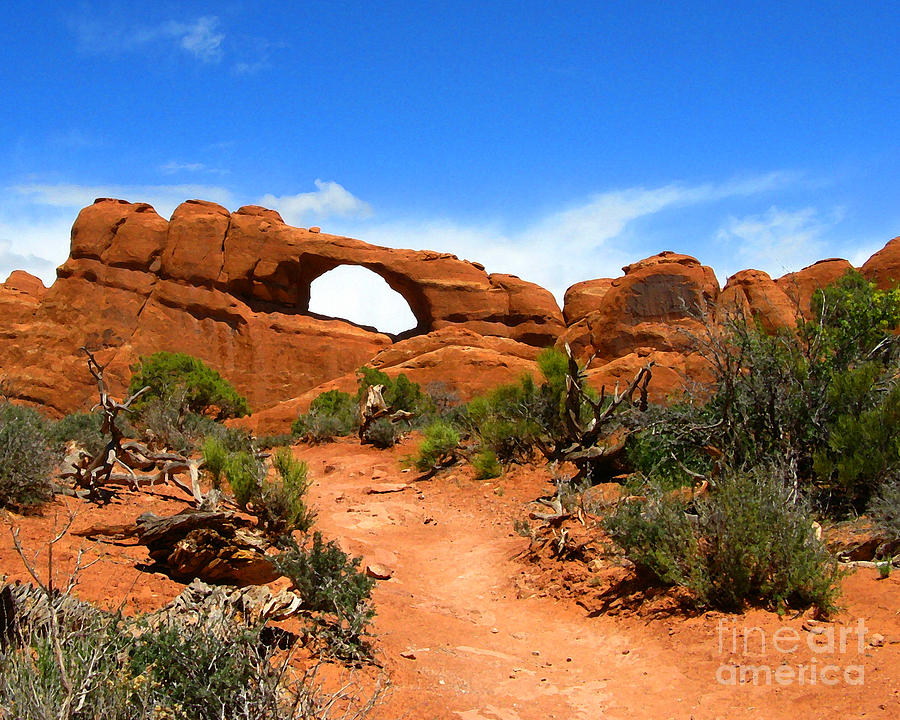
[425,381,462,418]
[869,475,900,543]
[0,592,362,720]
[626,269,900,515]
[275,532,375,661]
[224,450,264,509]
[47,412,109,456]
[202,435,228,489]
[604,467,841,612]
[413,420,460,471]
[292,390,359,442]
[363,417,400,449]
[356,367,433,419]
[256,433,294,450]
[0,401,56,510]
[472,449,502,479]
[256,448,315,538]
[128,351,250,422]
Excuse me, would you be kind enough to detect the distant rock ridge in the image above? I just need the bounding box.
[0,198,562,416]
[0,197,897,431]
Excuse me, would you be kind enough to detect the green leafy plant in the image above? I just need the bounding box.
[604,467,842,613]
[472,449,502,479]
[223,450,264,509]
[413,420,460,471]
[47,412,116,457]
[201,435,228,489]
[292,389,359,442]
[128,351,250,422]
[275,532,375,661]
[0,401,57,510]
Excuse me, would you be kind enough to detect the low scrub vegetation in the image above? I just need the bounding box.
[604,467,842,612]
[276,531,376,661]
[0,588,374,719]
[0,401,57,510]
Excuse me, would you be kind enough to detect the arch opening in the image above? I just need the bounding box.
[307,265,419,337]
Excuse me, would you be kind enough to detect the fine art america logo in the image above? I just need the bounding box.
[716,618,868,686]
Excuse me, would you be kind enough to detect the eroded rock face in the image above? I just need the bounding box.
[719,269,796,332]
[556,252,719,363]
[0,199,563,416]
[861,236,900,290]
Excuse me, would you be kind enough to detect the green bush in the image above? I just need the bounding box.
[292,390,359,442]
[256,447,315,538]
[128,351,250,421]
[626,269,900,515]
[275,531,375,661]
[0,402,56,510]
[472,449,502,480]
[363,417,400,449]
[869,475,900,543]
[0,591,358,719]
[223,450,263,509]
[47,412,112,456]
[604,468,842,612]
[201,435,228,489]
[413,420,460,471]
[356,368,433,418]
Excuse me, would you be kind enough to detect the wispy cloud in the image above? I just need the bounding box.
[12,183,234,217]
[714,206,843,280]
[75,15,225,63]
[159,161,228,176]
[0,238,56,284]
[260,180,374,224]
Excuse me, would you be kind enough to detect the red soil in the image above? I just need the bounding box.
[2,436,898,719]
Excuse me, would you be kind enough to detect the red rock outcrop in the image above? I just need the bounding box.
[776,258,854,319]
[556,252,719,363]
[861,236,900,290]
[0,271,46,328]
[0,198,563,416]
[719,269,796,332]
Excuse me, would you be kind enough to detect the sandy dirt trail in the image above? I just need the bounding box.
[298,438,900,720]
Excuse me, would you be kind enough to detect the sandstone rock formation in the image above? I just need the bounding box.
[0,198,563,416]
[861,236,900,290]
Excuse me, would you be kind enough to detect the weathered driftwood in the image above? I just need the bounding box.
[60,349,209,506]
[0,577,303,647]
[358,383,414,444]
[75,510,279,586]
[543,344,653,481]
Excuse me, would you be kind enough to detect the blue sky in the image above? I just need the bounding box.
[1,1,898,332]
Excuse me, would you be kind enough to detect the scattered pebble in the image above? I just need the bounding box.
[400,650,416,660]
[869,633,886,648]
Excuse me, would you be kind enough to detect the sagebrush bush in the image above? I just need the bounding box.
[292,390,359,442]
[631,270,900,515]
[413,420,459,471]
[472,449,502,480]
[224,450,264,509]
[0,591,364,719]
[47,412,111,456]
[257,447,315,538]
[869,475,900,543]
[202,435,228,489]
[363,417,400,449]
[276,532,375,661]
[0,402,56,510]
[604,467,841,612]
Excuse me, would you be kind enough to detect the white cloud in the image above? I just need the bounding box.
[177,17,224,63]
[75,15,224,63]
[260,180,374,224]
[159,161,228,176]
[12,183,234,218]
[714,206,839,280]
